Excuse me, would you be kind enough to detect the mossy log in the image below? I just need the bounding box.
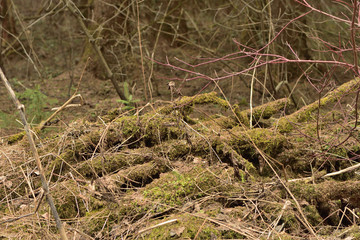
[158,91,229,115]
[76,147,155,178]
[4,89,360,239]
[96,160,169,192]
[234,97,292,127]
[48,113,187,174]
[276,78,360,132]
[289,180,360,225]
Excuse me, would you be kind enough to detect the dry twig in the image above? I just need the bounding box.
[0,68,68,240]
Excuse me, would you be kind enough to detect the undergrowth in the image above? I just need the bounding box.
[0,84,57,130]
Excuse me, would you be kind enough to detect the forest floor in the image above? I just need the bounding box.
[1,1,360,238]
[1,63,360,239]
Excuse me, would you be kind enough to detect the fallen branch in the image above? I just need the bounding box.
[0,189,44,225]
[289,161,360,182]
[138,219,178,234]
[275,78,360,132]
[5,94,83,144]
[37,94,83,131]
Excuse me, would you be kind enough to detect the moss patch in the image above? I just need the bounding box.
[144,166,234,206]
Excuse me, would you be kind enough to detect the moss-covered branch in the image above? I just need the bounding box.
[276,78,360,132]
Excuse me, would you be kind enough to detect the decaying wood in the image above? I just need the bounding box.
[2,81,360,239]
[276,78,360,132]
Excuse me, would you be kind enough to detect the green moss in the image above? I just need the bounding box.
[144,167,233,206]
[114,112,186,147]
[95,160,169,193]
[323,144,348,158]
[288,181,317,200]
[213,139,256,176]
[281,207,299,232]
[76,148,153,177]
[159,92,229,115]
[234,98,291,127]
[141,114,185,146]
[48,113,186,176]
[216,115,238,129]
[233,104,250,127]
[48,133,100,174]
[324,225,360,239]
[263,232,297,240]
[221,230,246,239]
[52,182,88,219]
[7,131,25,144]
[247,98,291,119]
[114,115,140,137]
[276,107,316,133]
[143,215,221,239]
[353,231,360,240]
[276,117,295,133]
[144,171,197,206]
[231,128,287,160]
[102,108,122,122]
[153,140,191,161]
[56,195,86,219]
[276,79,360,133]
[126,161,168,186]
[82,208,116,235]
[115,199,152,218]
[304,205,322,226]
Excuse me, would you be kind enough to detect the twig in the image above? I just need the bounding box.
[289,161,360,182]
[138,219,178,234]
[136,0,149,101]
[51,103,82,110]
[67,226,95,240]
[37,94,83,131]
[256,148,318,238]
[250,57,262,129]
[0,189,44,225]
[38,57,88,131]
[0,68,68,240]
[11,1,43,77]
[205,217,258,239]
[193,218,207,240]
[324,162,360,177]
[267,200,291,238]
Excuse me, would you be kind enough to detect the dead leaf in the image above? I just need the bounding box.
[0,176,6,182]
[5,180,12,188]
[41,212,49,220]
[170,226,185,237]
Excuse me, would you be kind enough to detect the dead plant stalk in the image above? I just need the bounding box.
[0,68,68,240]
